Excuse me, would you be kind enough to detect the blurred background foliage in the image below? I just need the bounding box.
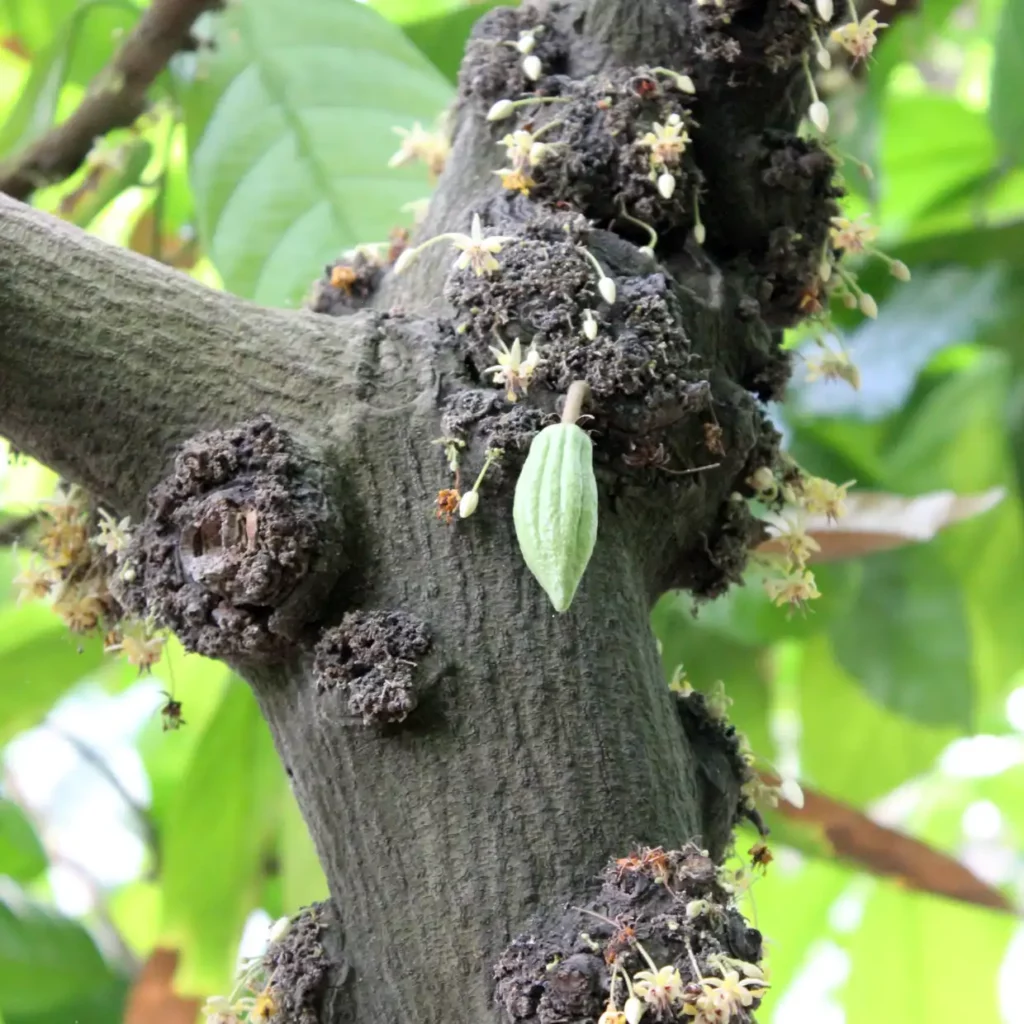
[1,0,1023,1021]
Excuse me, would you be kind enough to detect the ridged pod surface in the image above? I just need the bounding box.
[513,422,598,612]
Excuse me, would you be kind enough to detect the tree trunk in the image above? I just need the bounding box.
[0,0,835,1018]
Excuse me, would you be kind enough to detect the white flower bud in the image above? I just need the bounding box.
[859,292,878,319]
[657,171,676,199]
[816,0,834,20]
[816,44,832,69]
[516,30,535,53]
[625,996,644,1024]
[749,466,775,493]
[458,490,480,518]
[819,258,832,282]
[676,74,696,94]
[780,777,805,809]
[582,309,598,340]
[598,276,617,305]
[842,291,858,309]
[686,899,707,919]
[486,99,516,122]
[268,917,291,944]
[529,141,548,166]
[809,100,830,133]
[638,245,655,259]
[890,259,911,281]
[522,54,542,81]
[693,222,706,245]
[393,248,417,274]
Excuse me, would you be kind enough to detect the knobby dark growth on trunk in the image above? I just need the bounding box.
[0,0,840,1018]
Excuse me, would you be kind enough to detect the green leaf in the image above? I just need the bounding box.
[180,0,453,307]
[136,644,233,832]
[0,604,107,746]
[0,799,45,882]
[791,267,1003,422]
[829,545,973,729]
[651,593,773,758]
[795,636,960,805]
[3,977,127,1024]
[879,95,997,237]
[403,2,504,82]
[0,0,139,158]
[160,679,285,996]
[0,0,139,86]
[745,858,852,1015]
[280,792,328,913]
[989,0,1024,165]
[0,888,113,1015]
[842,883,1015,1024]
[0,16,76,158]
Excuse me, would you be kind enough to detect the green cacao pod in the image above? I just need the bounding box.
[513,422,598,612]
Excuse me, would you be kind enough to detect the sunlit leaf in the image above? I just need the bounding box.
[180,0,452,307]
[403,2,504,81]
[842,882,1015,1024]
[0,798,46,883]
[0,0,138,85]
[791,267,1004,421]
[795,636,960,805]
[745,857,852,1016]
[0,887,115,1015]
[829,545,973,728]
[989,0,1024,165]
[0,604,108,746]
[159,680,285,996]
[880,95,996,237]
[280,793,328,913]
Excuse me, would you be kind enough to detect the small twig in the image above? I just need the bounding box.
[0,0,220,201]
[46,724,161,871]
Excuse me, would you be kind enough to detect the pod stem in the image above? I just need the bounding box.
[561,380,590,424]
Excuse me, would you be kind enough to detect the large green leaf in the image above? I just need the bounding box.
[3,977,127,1024]
[280,792,328,913]
[0,0,140,158]
[180,0,453,307]
[791,267,1003,422]
[842,882,1014,1024]
[403,2,504,82]
[879,95,997,238]
[136,644,233,832]
[0,798,45,882]
[160,679,285,995]
[989,0,1024,165]
[0,889,114,1015]
[0,603,107,745]
[651,593,774,758]
[795,637,959,805]
[828,546,973,729]
[0,0,139,85]
[748,858,853,1019]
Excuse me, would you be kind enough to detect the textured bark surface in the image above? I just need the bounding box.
[0,0,836,1018]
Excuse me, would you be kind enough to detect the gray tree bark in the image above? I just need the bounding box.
[0,0,831,1019]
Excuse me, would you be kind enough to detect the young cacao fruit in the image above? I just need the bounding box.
[513,420,598,612]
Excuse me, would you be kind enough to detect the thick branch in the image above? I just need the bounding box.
[0,0,218,200]
[0,195,426,513]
